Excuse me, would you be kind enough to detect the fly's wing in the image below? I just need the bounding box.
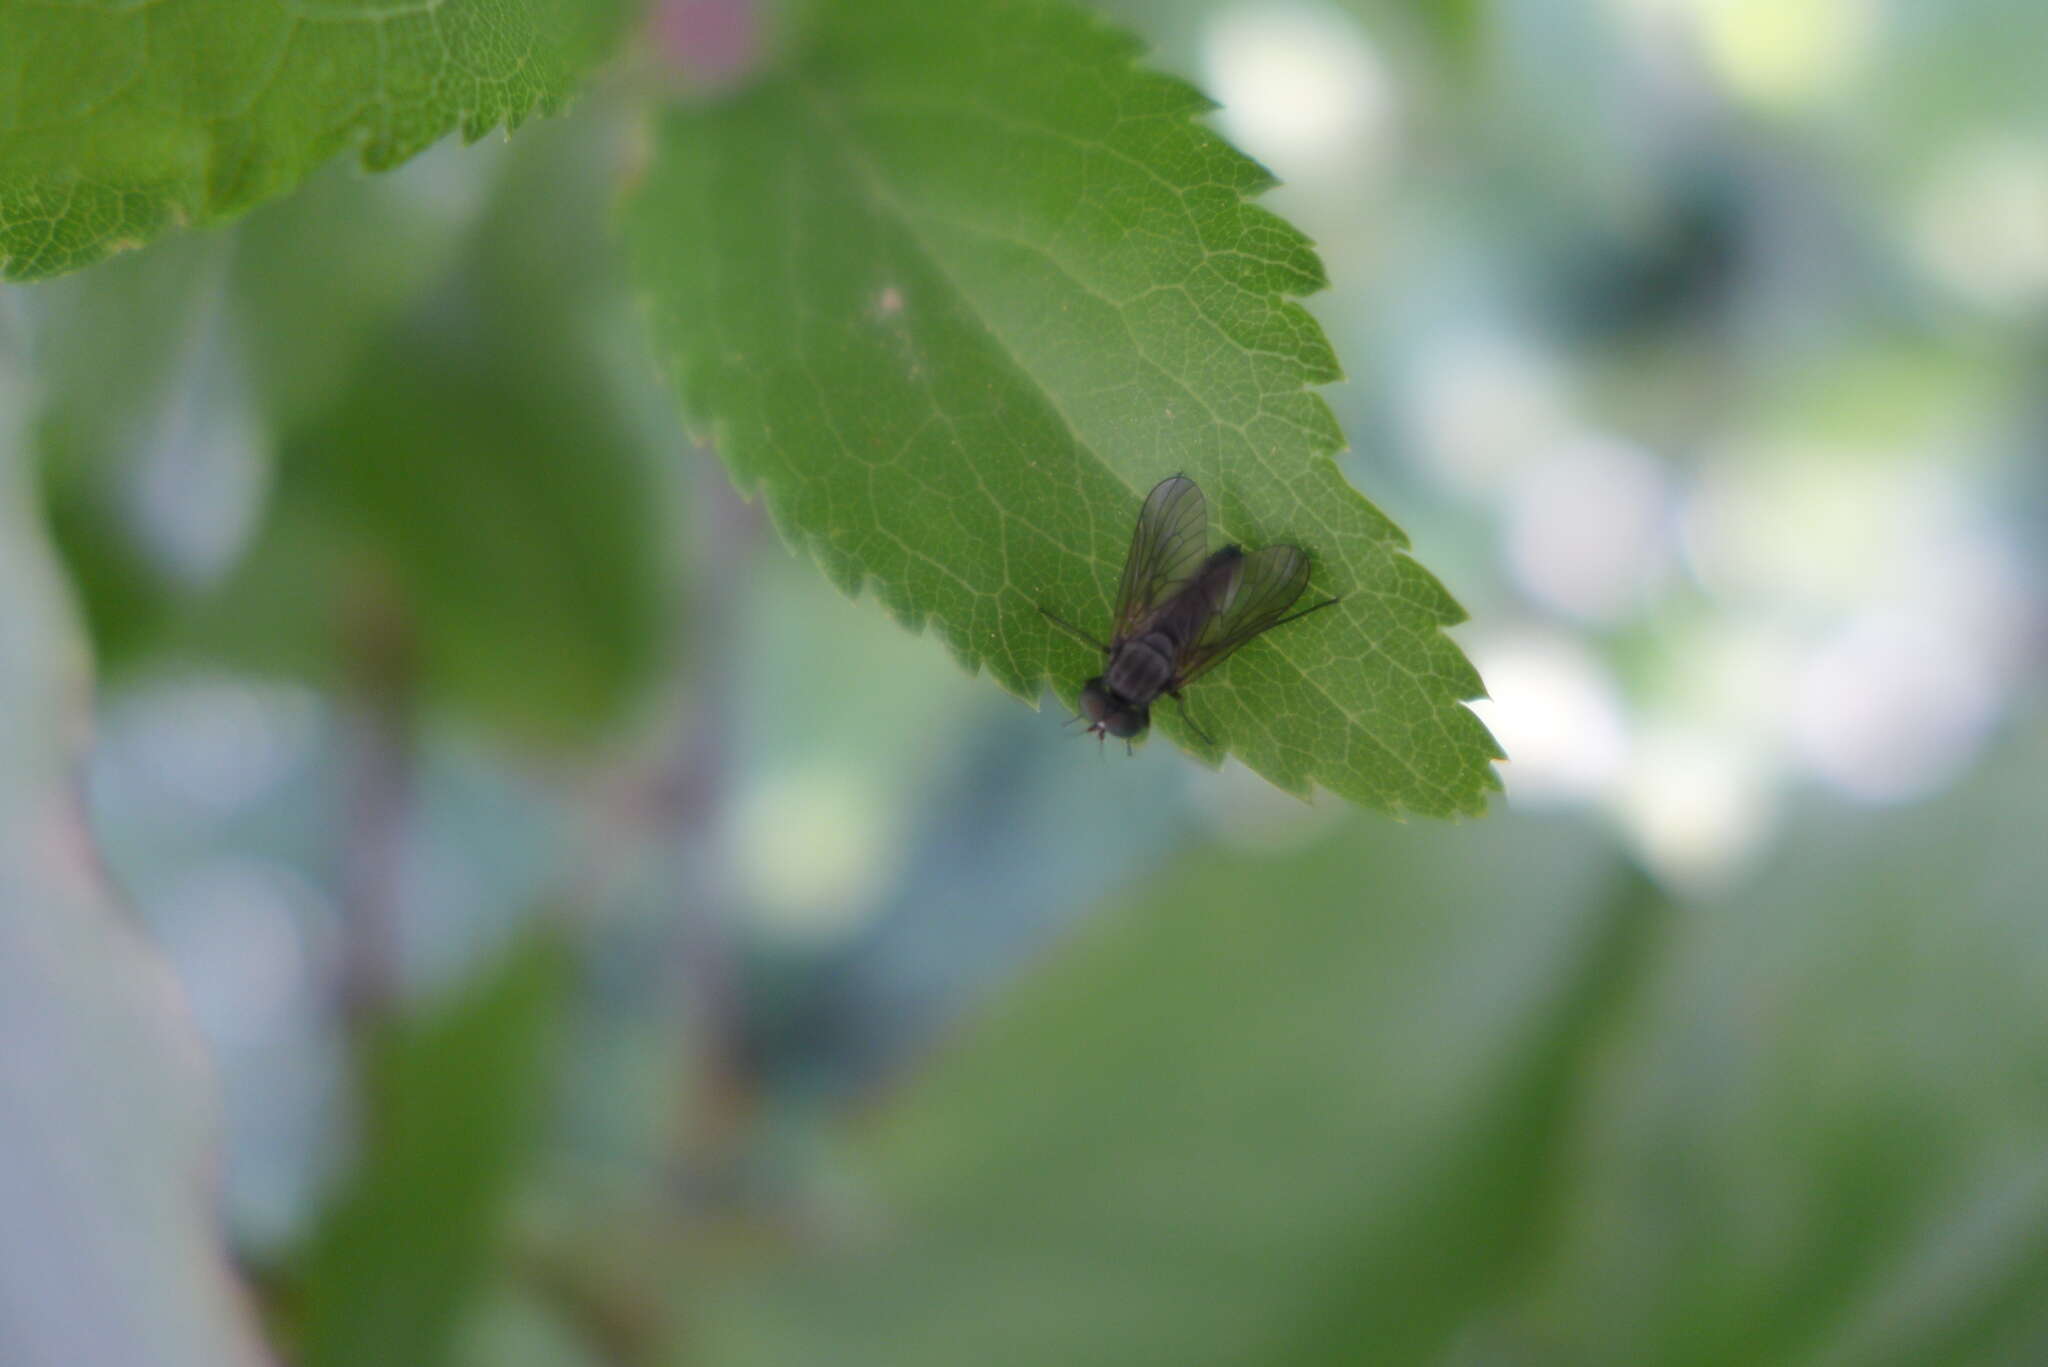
[1175,543,1318,686]
[1111,475,1210,641]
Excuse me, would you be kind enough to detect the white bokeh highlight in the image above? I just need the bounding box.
[1203,3,1400,186]
[1505,434,1676,623]
[1790,609,2004,804]
[1617,723,1778,888]
[1611,0,1874,107]
[739,767,898,939]
[1407,331,1577,494]
[1467,630,1631,806]
[1913,137,2048,313]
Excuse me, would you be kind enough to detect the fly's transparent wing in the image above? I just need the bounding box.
[1112,475,1210,640]
[1175,543,1322,685]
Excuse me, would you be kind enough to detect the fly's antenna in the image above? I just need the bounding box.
[1038,604,1110,653]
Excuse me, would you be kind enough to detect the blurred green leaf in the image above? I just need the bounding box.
[27,232,244,666]
[628,0,1501,817]
[1508,726,2048,1365]
[24,145,501,675]
[230,146,503,431]
[699,722,2048,1366]
[26,233,229,471]
[297,930,573,1367]
[23,102,667,743]
[0,351,266,1365]
[698,810,1636,1365]
[1421,0,1487,69]
[1350,0,1488,77]
[275,321,665,741]
[173,108,673,744]
[0,0,629,281]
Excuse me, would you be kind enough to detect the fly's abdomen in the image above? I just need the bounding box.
[1106,634,1177,704]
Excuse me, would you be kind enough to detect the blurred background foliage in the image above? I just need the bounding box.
[3,0,2047,1363]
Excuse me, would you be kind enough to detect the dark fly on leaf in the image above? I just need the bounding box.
[1041,475,1340,751]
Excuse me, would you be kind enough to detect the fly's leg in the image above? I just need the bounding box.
[1168,691,1215,747]
[1038,605,1110,654]
[1264,595,1342,633]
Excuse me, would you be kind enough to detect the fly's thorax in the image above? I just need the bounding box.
[1105,634,1176,704]
[1137,546,1242,654]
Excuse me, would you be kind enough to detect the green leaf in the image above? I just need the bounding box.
[627,0,1501,817]
[275,108,669,743]
[697,729,2048,1366]
[27,230,243,666]
[0,0,628,281]
[229,145,502,431]
[269,319,667,741]
[22,142,499,675]
[151,107,669,746]
[296,931,573,1367]
[1372,0,1489,77]
[0,352,267,1365]
[1508,729,2048,1365]
[696,810,1637,1365]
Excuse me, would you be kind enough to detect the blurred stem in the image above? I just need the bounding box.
[515,1235,669,1367]
[336,562,415,1040]
[666,458,760,1184]
[522,458,762,1365]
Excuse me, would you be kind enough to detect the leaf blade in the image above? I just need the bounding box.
[0,0,627,280]
[694,809,1629,1365]
[628,0,1501,816]
[297,932,573,1367]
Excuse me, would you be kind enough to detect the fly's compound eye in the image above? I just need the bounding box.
[1105,708,1147,740]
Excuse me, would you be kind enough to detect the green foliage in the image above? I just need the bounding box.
[697,726,2048,1365]
[228,151,491,431]
[698,810,1638,1364]
[0,0,628,280]
[29,230,237,664]
[1346,0,1488,77]
[30,110,672,745]
[241,115,669,740]
[627,0,1501,817]
[9,1,2048,1364]
[296,932,572,1367]
[1519,736,2048,1365]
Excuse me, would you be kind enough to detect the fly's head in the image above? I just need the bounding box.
[1079,678,1149,743]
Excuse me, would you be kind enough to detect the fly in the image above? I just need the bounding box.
[1041,474,1339,749]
